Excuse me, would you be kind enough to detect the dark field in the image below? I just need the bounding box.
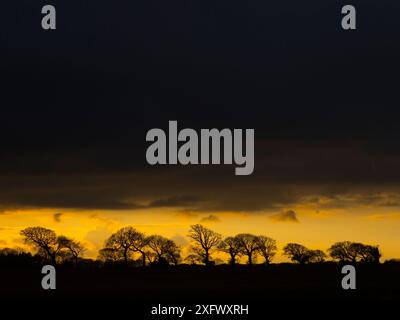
[0,263,399,317]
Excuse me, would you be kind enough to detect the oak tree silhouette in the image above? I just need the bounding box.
[57,236,86,266]
[328,241,381,264]
[188,224,221,266]
[147,235,181,265]
[255,236,277,265]
[283,243,313,265]
[236,233,259,265]
[104,227,148,266]
[218,236,242,265]
[20,227,60,265]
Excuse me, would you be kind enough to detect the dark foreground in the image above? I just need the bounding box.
[1,263,399,317]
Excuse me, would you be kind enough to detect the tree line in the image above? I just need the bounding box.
[2,224,382,267]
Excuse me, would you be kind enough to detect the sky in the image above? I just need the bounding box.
[0,0,400,262]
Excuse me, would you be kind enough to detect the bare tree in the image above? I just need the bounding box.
[57,236,86,265]
[147,235,181,265]
[283,243,313,265]
[131,232,149,267]
[164,241,181,265]
[188,224,221,266]
[329,241,381,264]
[236,233,259,265]
[308,249,327,263]
[98,247,123,263]
[218,236,242,265]
[255,236,277,265]
[328,241,359,263]
[361,245,381,264]
[20,227,61,264]
[105,227,148,266]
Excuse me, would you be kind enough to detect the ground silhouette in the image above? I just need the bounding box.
[1,224,397,317]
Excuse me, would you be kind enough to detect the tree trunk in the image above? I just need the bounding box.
[141,251,146,267]
[123,248,129,266]
[248,253,252,265]
[204,250,209,266]
[46,248,56,265]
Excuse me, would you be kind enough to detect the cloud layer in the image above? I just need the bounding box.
[271,210,299,223]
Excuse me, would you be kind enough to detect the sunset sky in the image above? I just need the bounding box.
[1,204,400,262]
[1,1,400,262]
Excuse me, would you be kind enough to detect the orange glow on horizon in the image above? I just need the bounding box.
[1,206,400,263]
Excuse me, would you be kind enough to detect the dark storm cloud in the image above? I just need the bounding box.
[0,1,400,213]
[147,196,203,208]
[316,193,400,210]
[53,212,63,222]
[271,210,299,223]
[0,165,399,213]
[200,214,220,223]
